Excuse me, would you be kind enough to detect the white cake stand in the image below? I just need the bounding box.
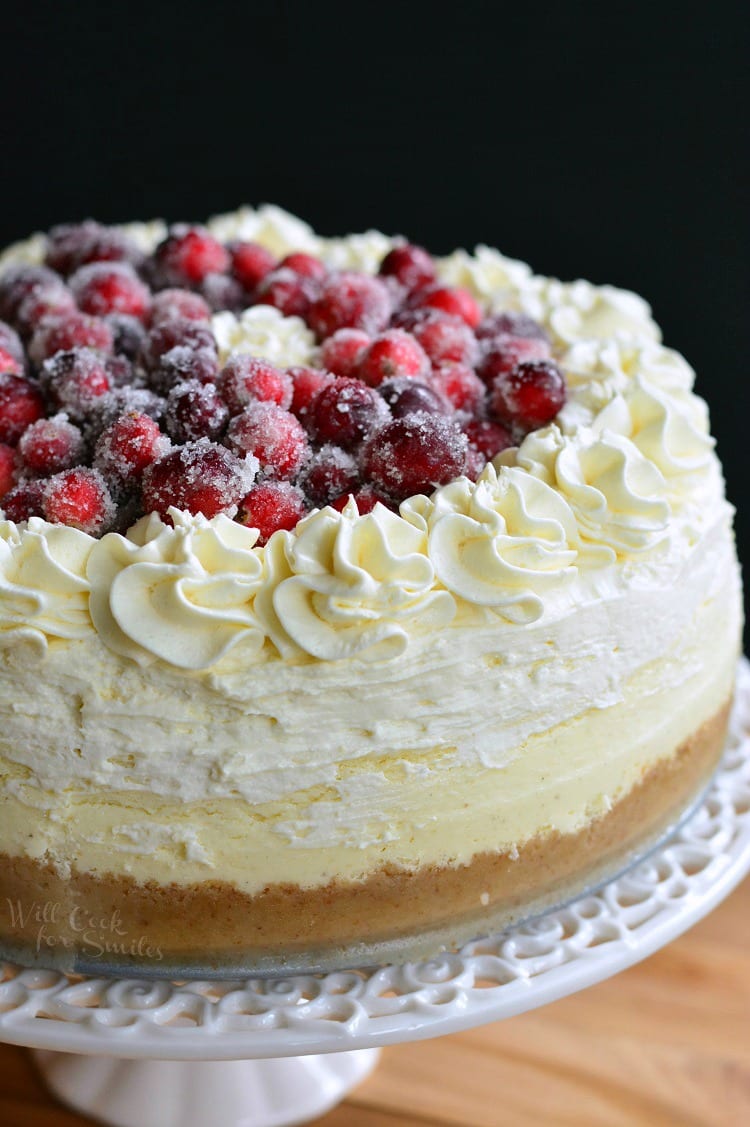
[2,659,749,1127]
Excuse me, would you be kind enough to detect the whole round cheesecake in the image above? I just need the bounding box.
[0,206,742,973]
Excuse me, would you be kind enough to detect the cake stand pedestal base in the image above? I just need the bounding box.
[32,1047,381,1127]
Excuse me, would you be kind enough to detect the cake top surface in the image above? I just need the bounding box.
[0,206,727,668]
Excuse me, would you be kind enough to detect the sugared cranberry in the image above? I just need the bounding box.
[43,468,114,535]
[0,373,46,444]
[490,359,567,432]
[0,322,25,367]
[42,348,111,420]
[84,388,165,445]
[0,265,61,322]
[29,311,113,364]
[149,289,212,326]
[94,412,169,486]
[17,414,85,476]
[0,443,17,499]
[357,329,430,387]
[476,311,550,342]
[200,272,246,313]
[409,284,481,329]
[379,243,436,290]
[320,329,371,378]
[307,377,390,449]
[106,314,148,362]
[378,377,450,418]
[463,418,514,462]
[46,222,138,275]
[308,272,391,339]
[142,439,255,520]
[362,414,469,501]
[15,286,77,338]
[430,363,486,415]
[255,268,316,319]
[229,241,277,291]
[279,252,327,281]
[226,402,310,479]
[217,356,293,414]
[396,309,479,368]
[143,317,217,369]
[154,225,230,286]
[237,480,307,545]
[70,262,151,320]
[298,444,360,507]
[165,380,229,443]
[2,478,46,521]
[149,346,220,395]
[287,366,335,421]
[478,334,552,385]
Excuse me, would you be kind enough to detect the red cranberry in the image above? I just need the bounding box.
[46,222,138,275]
[229,241,277,291]
[237,480,307,545]
[0,265,61,321]
[279,252,327,281]
[200,272,246,313]
[70,262,151,320]
[143,317,217,368]
[15,286,77,337]
[29,311,114,364]
[154,225,230,286]
[378,377,450,418]
[165,380,229,443]
[217,356,293,414]
[307,377,390,449]
[0,373,46,444]
[379,243,436,290]
[430,363,486,415]
[149,346,219,395]
[106,314,148,362]
[17,414,85,476]
[478,334,552,385]
[298,444,360,507]
[357,329,430,387]
[490,359,567,432]
[362,414,469,500]
[149,289,212,326]
[42,348,111,420]
[476,311,550,342]
[409,284,481,328]
[396,309,479,368]
[463,418,514,462]
[2,478,46,521]
[255,268,316,318]
[0,443,17,499]
[308,272,391,339]
[94,412,169,485]
[84,388,165,445]
[287,366,335,422]
[142,439,254,520]
[330,486,393,514]
[226,402,310,480]
[320,329,371,378]
[43,468,114,535]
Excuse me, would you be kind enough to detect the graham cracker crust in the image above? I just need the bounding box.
[0,701,731,971]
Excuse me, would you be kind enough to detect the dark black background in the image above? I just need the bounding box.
[3,4,747,624]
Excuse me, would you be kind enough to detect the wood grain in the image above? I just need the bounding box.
[1,880,748,1127]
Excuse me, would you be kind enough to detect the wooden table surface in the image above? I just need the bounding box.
[1,878,748,1127]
